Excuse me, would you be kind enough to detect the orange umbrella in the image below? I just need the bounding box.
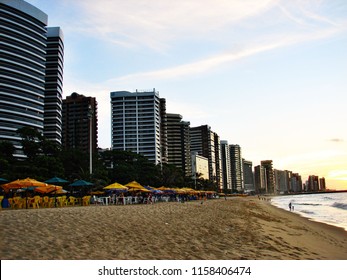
[1,177,49,191]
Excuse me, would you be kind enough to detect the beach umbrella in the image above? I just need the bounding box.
[45,176,69,185]
[143,185,163,194]
[1,177,49,191]
[69,179,93,197]
[0,178,8,184]
[103,182,128,191]
[34,185,62,194]
[69,179,93,187]
[125,181,151,192]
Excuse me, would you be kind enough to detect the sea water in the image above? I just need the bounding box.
[271,192,347,231]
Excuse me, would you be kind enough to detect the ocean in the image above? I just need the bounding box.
[271,192,347,231]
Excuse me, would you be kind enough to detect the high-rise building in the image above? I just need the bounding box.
[190,125,222,189]
[166,113,192,177]
[307,175,319,192]
[229,144,244,192]
[220,140,232,193]
[44,27,64,144]
[319,177,326,191]
[254,165,266,193]
[0,0,47,157]
[290,173,302,193]
[62,92,98,154]
[274,169,290,194]
[261,160,275,193]
[110,89,165,165]
[0,0,64,157]
[243,159,254,192]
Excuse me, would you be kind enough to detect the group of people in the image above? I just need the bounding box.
[289,202,294,211]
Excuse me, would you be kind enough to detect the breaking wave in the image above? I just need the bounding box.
[332,202,347,210]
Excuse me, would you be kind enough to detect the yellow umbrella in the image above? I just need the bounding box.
[125,181,151,192]
[103,182,128,190]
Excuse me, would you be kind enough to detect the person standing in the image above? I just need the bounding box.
[289,202,292,211]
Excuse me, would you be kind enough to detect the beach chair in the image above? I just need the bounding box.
[67,196,76,206]
[82,196,91,206]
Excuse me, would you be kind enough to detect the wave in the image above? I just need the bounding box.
[300,210,315,215]
[332,202,347,210]
[295,203,321,206]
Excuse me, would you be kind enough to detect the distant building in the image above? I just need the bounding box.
[220,141,232,193]
[190,125,222,189]
[243,159,255,192]
[307,175,319,192]
[229,144,244,192]
[274,169,290,194]
[290,173,302,193]
[110,89,166,165]
[319,177,326,191]
[261,160,275,193]
[254,165,267,193]
[62,92,98,154]
[166,113,192,177]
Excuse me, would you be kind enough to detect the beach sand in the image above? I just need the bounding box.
[1,197,346,260]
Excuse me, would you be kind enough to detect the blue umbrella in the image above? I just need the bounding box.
[0,178,8,184]
[45,176,69,184]
[69,180,93,187]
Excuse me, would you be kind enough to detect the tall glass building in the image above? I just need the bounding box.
[44,27,64,144]
[0,0,63,157]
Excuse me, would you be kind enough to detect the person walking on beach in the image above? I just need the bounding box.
[289,202,292,211]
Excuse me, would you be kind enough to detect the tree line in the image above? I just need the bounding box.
[0,127,218,192]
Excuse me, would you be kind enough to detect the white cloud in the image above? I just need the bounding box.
[71,0,277,50]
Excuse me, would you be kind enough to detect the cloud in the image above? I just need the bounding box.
[70,0,277,50]
[106,26,345,85]
[329,138,344,143]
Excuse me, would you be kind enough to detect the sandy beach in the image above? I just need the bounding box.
[1,197,346,260]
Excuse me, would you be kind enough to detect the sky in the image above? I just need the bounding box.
[27,0,347,190]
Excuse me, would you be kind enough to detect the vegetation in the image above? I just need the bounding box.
[0,127,219,191]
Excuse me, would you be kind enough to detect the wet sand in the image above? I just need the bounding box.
[1,197,346,259]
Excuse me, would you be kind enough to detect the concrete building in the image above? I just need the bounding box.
[220,140,232,193]
[254,165,267,193]
[274,169,290,194]
[243,159,255,192]
[290,173,302,193]
[261,160,275,194]
[191,152,209,181]
[0,0,51,157]
[62,92,98,155]
[229,144,244,192]
[307,175,319,192]
[166,113,192,177]
[319,177,326,191]
[110,89,166,165]
[44,27,64,144]
[190,125,222,189]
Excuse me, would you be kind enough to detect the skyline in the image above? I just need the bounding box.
[26,0,347,190]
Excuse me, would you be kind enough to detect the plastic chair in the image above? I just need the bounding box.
[82,196,91,206]
[67,196,76,206]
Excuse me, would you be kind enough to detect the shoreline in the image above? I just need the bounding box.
[1,197,346,260]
